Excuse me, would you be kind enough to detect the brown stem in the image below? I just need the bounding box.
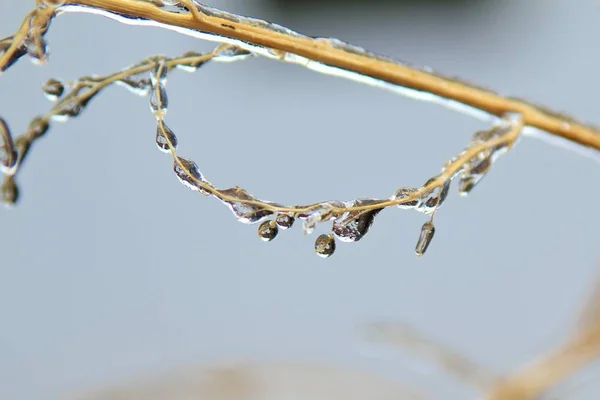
[55,0,600,152]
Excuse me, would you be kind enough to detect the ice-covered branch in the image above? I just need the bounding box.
[0,0,596,256]
[3,0,597,150]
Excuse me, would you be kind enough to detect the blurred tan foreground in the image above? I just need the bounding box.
[76,363,422,400]
[75,268,600,400]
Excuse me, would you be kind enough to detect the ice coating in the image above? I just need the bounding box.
[57,3,495,122]
[55,0,600,149]
[18,2,578,257]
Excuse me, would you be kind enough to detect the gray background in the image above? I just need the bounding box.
[1,0,600,398]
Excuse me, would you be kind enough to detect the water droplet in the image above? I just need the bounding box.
[417,178,450,214]
[392,187,419,209]
[116,78,151,97]
[25,36,48,65]
[156,121,178,152]
[42,78,64,101]
[332,199,384,242]
[219,187,275,224]
[176,51,207,72]
[13,137,30,167]
[297,202,343,235]
[0,146,17,172]
[52,100,84,122]
[457,178,475,196]
[0,118,16,172]
[415,221,435,257]
[303,212,321,235]
[149,85,168,117]
[173,156,210,195]
[275,213,294,230]
[315,233,336,258]
[458,157,491,197]
[470,124,513,158]
[258,220,278,242]
[214,46,253,62]
[150,59,168,87]
[1,176,19,207]
[28,117,49,138]
[472,128,498,143]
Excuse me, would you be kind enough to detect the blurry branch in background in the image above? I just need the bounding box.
[366,322,498,392]
[369,266,600,400]
[1,0,599,258]
[484,269,600,400]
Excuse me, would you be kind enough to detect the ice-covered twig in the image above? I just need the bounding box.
[149,51,524,256]
[3,0,597,150]
[0,1,596,256]
[0,45,230,205]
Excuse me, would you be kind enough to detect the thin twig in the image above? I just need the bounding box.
[43,0,600,152]
[0,1,595,256]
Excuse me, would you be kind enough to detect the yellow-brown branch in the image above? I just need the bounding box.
[57,0,600,152]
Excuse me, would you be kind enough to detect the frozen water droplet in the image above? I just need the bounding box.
[52,100,84,122]
[275,213,294,230]
[28,117,49,138]
[176,51,207,72]
[392,187,419,209]
[42,78,64,101]
[415,221,435,257]
[458,178,476,196]
[1,176,19,207]
[471,157,493,176]
[173,156,210,195]
[149,85,168,117]
[417,178,450,214]
[25,36,48,65]
[0,147,17,172]
[470,125,513,160]
[303,212,321,235]
[156,121,178,152]
[219,187,274,224]
[214,46,253,62]
[116,78,151,97]
[150,59,168,87]
[298,202,343,235]
[332,199,384,242]
[0,117,16,172]
[458,157,492,197]
[472,128,499,143]
[315,233,336,258]
[258,220,278,242]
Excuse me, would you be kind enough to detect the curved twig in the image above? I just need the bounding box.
[0,1,597,256]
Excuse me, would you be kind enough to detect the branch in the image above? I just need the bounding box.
[36,0,600,152]
[0,1,597,257]
[486,268,600,400]
[366,322,498,391]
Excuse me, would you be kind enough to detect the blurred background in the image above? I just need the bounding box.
[1,0,600,398]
